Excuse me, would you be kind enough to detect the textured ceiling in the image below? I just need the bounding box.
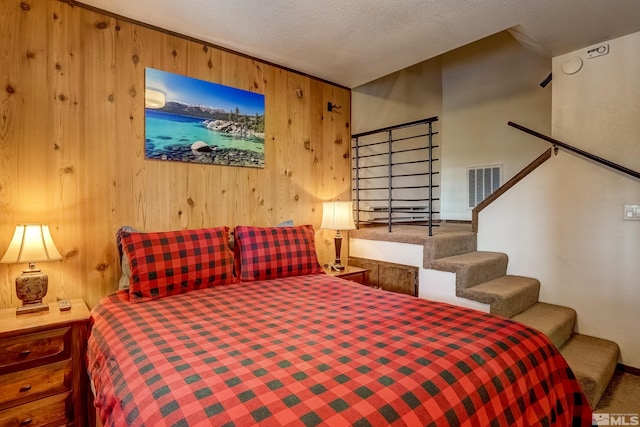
[76,0,640,88]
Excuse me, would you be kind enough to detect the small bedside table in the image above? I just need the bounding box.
[323,265,369,286]
[0,299,91,426]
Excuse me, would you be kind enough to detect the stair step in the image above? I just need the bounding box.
[458,275,540,318]
[429,251,508,291]
[560,333,620,409]
[510,302,576,348]
[423,231,477,268]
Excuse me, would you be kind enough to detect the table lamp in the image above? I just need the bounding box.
[1,224,62,314]
[321,201,356,270]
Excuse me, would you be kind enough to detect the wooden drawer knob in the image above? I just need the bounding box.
[19,349,31,356]
[19,384,32,392]
[19,419,32,425]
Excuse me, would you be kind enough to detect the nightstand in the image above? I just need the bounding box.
[323,265,369,286]
[0,299,90,426]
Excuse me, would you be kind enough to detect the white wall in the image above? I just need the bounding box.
[478,31,640,368]
[351,58,442,134]
[441,31,551,220]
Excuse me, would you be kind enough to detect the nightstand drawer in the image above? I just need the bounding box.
[323,266,369,286]
[0,392,69,427]
[339,272,365,284]
[0,359,72,410]
[0,328,70,372]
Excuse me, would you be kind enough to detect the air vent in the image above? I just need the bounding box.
[468,165,501,208]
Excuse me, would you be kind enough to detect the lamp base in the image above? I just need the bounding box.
[16,302,49,315]
[15,266,49,316]
[329,262,346,271]
[332,232,345,271]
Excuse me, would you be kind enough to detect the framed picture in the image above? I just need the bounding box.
[144,67,266,168]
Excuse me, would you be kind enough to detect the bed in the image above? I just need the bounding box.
[86,225,592,426]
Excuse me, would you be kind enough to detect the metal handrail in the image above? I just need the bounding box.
[352,117,440,235]
[508,121,640,180]
[352,116,439,139]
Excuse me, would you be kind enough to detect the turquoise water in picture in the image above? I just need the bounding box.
[145,110,265,167]
[145,110,264,152]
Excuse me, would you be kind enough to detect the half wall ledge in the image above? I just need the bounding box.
[349,222,476,270]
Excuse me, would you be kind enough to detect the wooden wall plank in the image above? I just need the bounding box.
[48,0,85,301]
[0,0,23,307]
[81,10,119,303]
[0,0,351,308]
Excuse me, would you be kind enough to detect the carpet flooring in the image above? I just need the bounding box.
[595,369,640,414]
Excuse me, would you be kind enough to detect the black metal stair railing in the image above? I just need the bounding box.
[351,117,440,236]
[508,121,640,180]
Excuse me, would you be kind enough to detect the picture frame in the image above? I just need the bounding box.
[144,67,266,168]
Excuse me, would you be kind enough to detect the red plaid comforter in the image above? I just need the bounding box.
[87,274,592,426]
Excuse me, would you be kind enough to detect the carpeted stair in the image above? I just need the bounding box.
[511,302,577,348]
[561,334,621,408]
[428,233,620,409]
[459,275,540,318]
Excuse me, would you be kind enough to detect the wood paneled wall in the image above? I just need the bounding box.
[0,0,352,308]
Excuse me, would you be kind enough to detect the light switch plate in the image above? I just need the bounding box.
[623,204,640,221]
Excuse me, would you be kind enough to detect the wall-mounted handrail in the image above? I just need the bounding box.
[508,121,640,180]
[472,148,552,233]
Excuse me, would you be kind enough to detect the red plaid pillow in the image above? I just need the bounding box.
[121,227,236,302]
[234,225,323,281]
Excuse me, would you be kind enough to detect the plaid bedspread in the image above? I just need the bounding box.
[87,274,592,426]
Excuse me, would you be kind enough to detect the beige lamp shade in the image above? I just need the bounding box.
[321,201,356,231]
[321,201,355,270]
[1,224,62,264]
